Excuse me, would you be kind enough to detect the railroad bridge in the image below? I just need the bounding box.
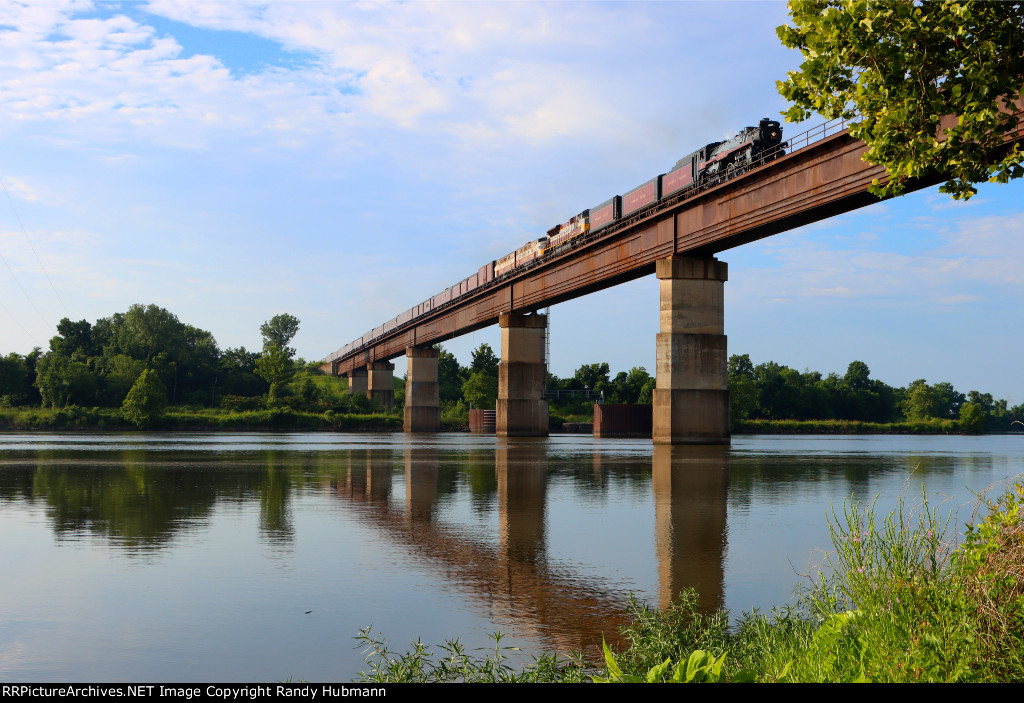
[322,106,1024,443]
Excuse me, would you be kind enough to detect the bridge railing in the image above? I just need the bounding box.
[327,116,856,366]
[782,115,853,155]
[543,389,605,403]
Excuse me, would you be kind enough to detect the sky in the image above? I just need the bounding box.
[0,0,1022,403]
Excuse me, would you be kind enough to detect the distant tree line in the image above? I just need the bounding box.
[436,344,655,422]
[437,347,655,407]
[4,306,1020,433]
[727,354,1023,433]
[437,347,1021,432]
[0,305,366,425]
[1,304,231,409]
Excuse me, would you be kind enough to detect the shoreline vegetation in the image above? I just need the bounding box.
[3,305,1022,434]
[0,401,1007,433]
[352,484,1024,683]
[0,404,1015,435]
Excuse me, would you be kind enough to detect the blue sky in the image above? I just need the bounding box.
[1,1,1021,403]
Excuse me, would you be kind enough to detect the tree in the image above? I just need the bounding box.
[121,369,168,428]
[931,381,965,419]
[469,343,499,377]
[637,376,656,405]
[49,318,96,360]
[609,366,653,404]
[260,314,300,358]
[0,353,29,405]
[254,315,300,407]
[728,354,759,421]
[34,352,97,407]
[117,304,184,364]
[99,354,147,405]
[777,1,1024,200]
[898,379,964,421]
[959,401,985,433]
[219,346,266,398]
[462,372,498,410]
[574,362,611,392]
[436,346,467,402]
[255,343,292,407]
[844,360,871,391]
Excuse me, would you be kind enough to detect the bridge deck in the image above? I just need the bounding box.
[327,104,1024,376]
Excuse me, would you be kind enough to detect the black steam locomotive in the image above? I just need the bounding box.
[328,118,785,363]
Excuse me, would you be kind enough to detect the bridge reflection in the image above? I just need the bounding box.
[653,445,728,613]
[330,441,730,656]
[0,440,734,658]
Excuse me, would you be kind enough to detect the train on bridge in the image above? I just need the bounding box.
[330,117,784,362]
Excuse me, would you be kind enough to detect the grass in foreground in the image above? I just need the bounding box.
[354,483,1024,683]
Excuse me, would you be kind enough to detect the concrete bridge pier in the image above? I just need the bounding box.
[404,346,440,432]
[367,361,395,410]
[652,256,730,445]
[346,366,368,396]
[497,312,548,437]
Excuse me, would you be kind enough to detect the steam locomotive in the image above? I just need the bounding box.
[328,118,784,362]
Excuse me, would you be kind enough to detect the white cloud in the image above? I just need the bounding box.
[0,175,40,202]
[938,295,980,305]
[730,199,1024,316]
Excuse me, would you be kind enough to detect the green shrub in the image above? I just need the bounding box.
[440,399,468,429]
[220,394,264,411]
[121,370,168,428]
[954,484,1024,680]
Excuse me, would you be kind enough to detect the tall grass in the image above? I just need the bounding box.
[613,483,1024,683]
[354,628,589,683]
[353,483,1024,683]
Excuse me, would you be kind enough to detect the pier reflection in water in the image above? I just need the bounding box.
[652,444,728,613]
[0,432,1020,681]
[328,440,641,656]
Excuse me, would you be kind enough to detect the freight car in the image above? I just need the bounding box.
[328,118,784,363]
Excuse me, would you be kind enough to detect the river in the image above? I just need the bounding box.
[0,432,1020,681]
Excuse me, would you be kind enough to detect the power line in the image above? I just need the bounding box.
[0,296,42,348]
[0,246,53,330]
[0,175,71,317]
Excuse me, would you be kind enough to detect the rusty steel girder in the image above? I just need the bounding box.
[327,104,1024,375]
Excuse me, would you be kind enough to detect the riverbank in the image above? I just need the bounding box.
[0,405,404,431]
[732,418,974,434]
[355,483,1024,683]
[0,405,1003,435]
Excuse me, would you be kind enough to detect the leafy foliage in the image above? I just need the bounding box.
[462,371,498,410]
[613,590,729,677]
[777,0,1024,200]
[959,402,986,433]
[0,352,33,405]
[593,640,726,683]
[436,347,466,402]
[35,352,97,407]
[260,313,300,359]
[955,484,1024,679]
[724,354,1024,430]
[255,343,293,407]
[469,343,499,377]
[121,369,168,428]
